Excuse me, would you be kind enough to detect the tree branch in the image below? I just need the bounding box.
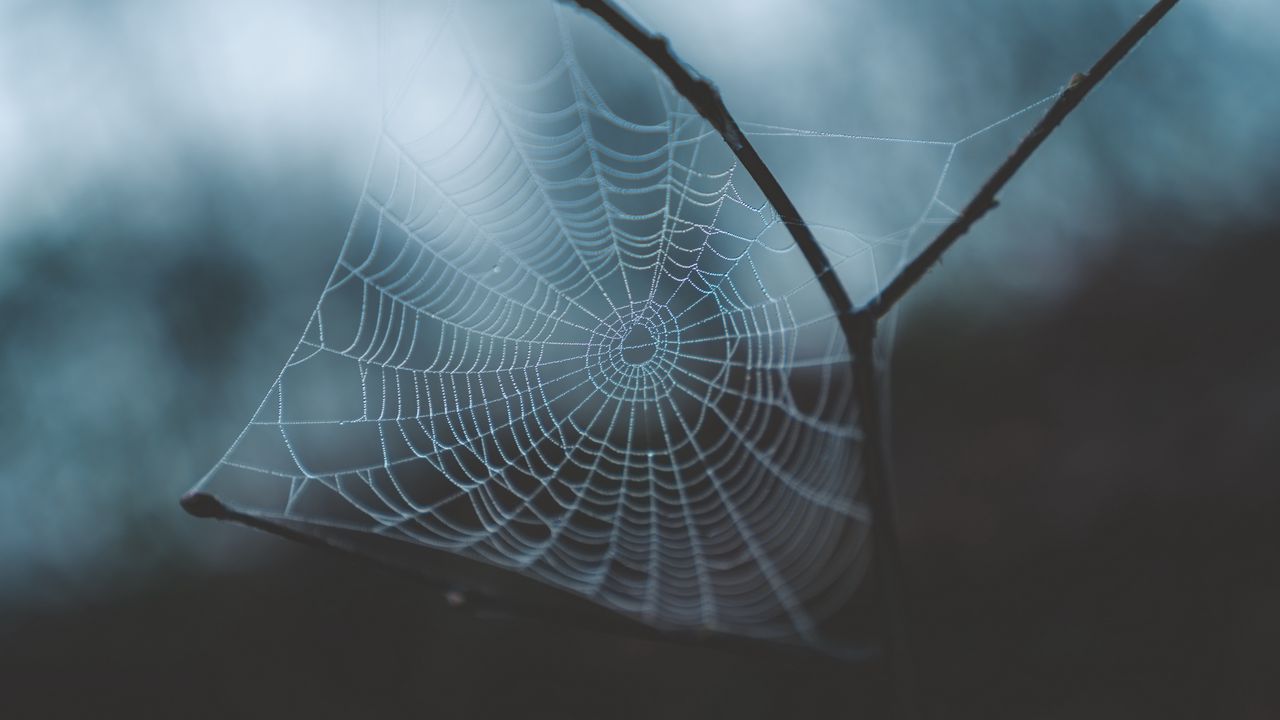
[564,2,1180,715]
[859,0,1181,321]
[562,0,858,334]
[180,490,860,663]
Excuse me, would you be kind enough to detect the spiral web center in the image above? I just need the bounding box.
[620,325,656,365]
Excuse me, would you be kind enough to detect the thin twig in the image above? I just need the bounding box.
[851,318,923,719]
[561,0,858,329]
[859,0,1181,321]
[179,491,863,663]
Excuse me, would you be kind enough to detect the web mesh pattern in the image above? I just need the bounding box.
[192,1,1057,646]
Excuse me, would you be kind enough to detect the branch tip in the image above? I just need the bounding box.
[860,0,1180,320]
[180,491,228,519]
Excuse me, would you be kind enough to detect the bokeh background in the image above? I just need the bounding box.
[1,0,1277,717]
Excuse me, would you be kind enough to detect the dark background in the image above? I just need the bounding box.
[2,1,1278,718]
[5,217,1278,719]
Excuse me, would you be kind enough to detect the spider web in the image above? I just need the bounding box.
[189,0,1058,648]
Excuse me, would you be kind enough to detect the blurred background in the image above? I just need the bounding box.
[1,0,1277,717]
